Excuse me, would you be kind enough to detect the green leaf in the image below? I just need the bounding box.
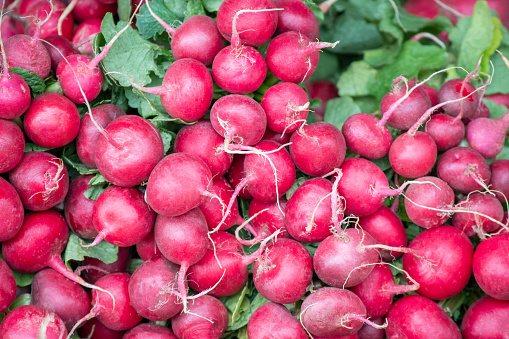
[62,153,98,176]
[84,185,107,200]
[369,154,391,171]
[118,0,132,21]
[23,143,52,152]
[12,270,35,287]
[220,289,271,332]
[323,96,362,129]
[286,176,309,200]
[201,0,223,12]
[157,127,176,153]
[128,258,144,274]
[337,60,377,97]
[9,67,45,95]
[483,98,507,118]
[88,173,109,186]
[63,233,119,265]
[126,80,169,118]
[184,0,206,20]
[303,0,324,22]
[136,0,185,39]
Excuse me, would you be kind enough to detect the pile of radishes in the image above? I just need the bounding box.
[1,0,509,337]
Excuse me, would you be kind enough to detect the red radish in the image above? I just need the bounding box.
[78,318,125,339]
[461,296,509,338]
[174,120,233,177]
[210,94,267,146]
[490,159,509,203]
[79,246,132,284]
[19,0,47,16]
[0,305,68,338]
[72,18,101,56]
[124,324,177,339]
[357,318,386,339]
[248,197,289,238]
[128,256,183,321]
[43,34,79,70]
[1,16,24,42]
[216,0,279,47]
[261,128,292,144]
[404,176,455,229]
[24,92,81,148]
[274,0,319,39]
[437,146,491,193]
[472,234,509,300]
[0,119,24,173]
[452,193,504,237]
[388,131,437,178]
[305,80,339,120]
[350,263,419,319]
[227,154,252,199]
[462,100,490,126]
[424,113,465,151]
[9,152,69,211]
[254,238,313,304]
[26,0,74,40]
[247,302,308,339]
[402,226,473,300]
[313,228,379,288]
[358,206,407,260]
[284,178,336,242]
[438,78,479,118]
[261,82,309,133]
[72,0,116,22]
[94,115,164,187]
[342,113,392,160]
[3,34,52,78]
[32,268,91,330]
[146,153,213,217]
[171,295,229,339]
[133,58,213,122]
[0,258,16,313]
[0,177,23,242]
[385,295,461,338]
[266,31,338,83]
[136,230,162,261]
[422,84,439,107]
[466,110,509,159]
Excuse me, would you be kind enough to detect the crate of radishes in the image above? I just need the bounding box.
[1,0,509,337]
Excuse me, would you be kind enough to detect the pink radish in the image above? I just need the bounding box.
[461,296,509,338]
[79,246,132,284]
[9,151,69,211]
[136,230,162,261]
[0,177,24,242]
[227,154,252,199]
[26,0,74,40]
[261,128,292,144]
[78,318,125,339]
[357,318,386,339]
[388,131,437,178]
[1,15,24,42]
[0,258,16,313]
[463,100,490,126]
[452,193,504,237]
[424,113,465,151]
[342,113,392,160]
[490,159,509,203]
[124,324,177,339]
[438,78,479,118]
[247,302,308,339]
[0,118,25,173]
[466,110,509,159]
[248,197,289,238]
[0,305,68,338]
[3,34,51,79]
[306,80,339,120]
[72,18,102,56]
[43,34,79,70]
[72,0,117,22]
[274,0,319,39]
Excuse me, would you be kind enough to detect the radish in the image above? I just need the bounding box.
[78,318,125,339]
[461,296,509,338]
[385,295,461,338]
[472,233,509,300]
[305,80,339,120]
[72,18,102,56]
[174,120,233,177]
[146,153,213,217]
[260,82,309,133]
[94,115,164,187]
[438,78,479,118]
[124,324,177,339]
[1,15,24,42]
[0,258,16,313]
[342,113,392,160]
[274,0,319,39]
[437,146,491,193]
[490,159,509,203]
[357,318,386,339]
[247,302,308,339]
[0,305,68,338]
[171,295,229,339]
[128,256,183,321]
[452,193,504,238]
[0,118,24,173]
[43,34,79,70]
[424,113,465,151]
[79,246,132,284]
[24,92,81,148]
[253,238,313,304]
[0,177,24,242]
[26,0,74,40]
[227,154,252,199]
[71,0,117,22]
[87,185,156,247]
[402,225,473,300]
[136,230,162,261]
[3,34,51,79]
[9,151,69,211]
[462,100,490,126]
[466,110,509,159]
[248,197,289,238]
[261,128,292,144]
[266,31,338,83]
[388,131,437,178]
[32,268,91,330]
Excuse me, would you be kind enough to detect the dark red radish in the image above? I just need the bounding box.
[146,153,213,217]
[0,177,24,242]
[88,186,155,247]
[72,0,116,22]
[284,177,336,242]
[342,113,392,160]
[72,18,101,56]
[358,206,407,260]
[261,128,292,144]
[313,228,379,288]
[79,246,132,284]
[350,263,419,319]
[24,92,81,148]
[43,34,79,70]
[210,94,267,146]
[357,318,386,339]
[452,193,504,238]
[402,226,473,300]
[466,110,509,159]
[385,295,461,339]
[422,84,439,107]
[0,258,16,313]
[461,296,509,338]
[95,115,164,187]
[32,268,91,330]
[133,58,213,122]
[388,131,437,178]
[26,0,74,40]
[266,31,338,83]
[274,0,319,39]
[3,34,51,78]
[0,119,24,173]
[247,302,308,339]
[472,234,509,300]
[199,177,243,232]
[124,324,177,339]
[154,208,209,311]
[76,103,125,169]
[9,152,69,211]
[424,113,465,151]
[438,78,480,118]
[437,146,491,193]
[128,256,183,321]
[78,318,125,339]
[171,295,228,339]
[216,0,278,47]
[248,197,290,238]
[260,82,309,133]
[305,80,339,120]
[491,159,509,203]
[19,0,47,16]
[0,305,68,338]
[227,154,252,199]
[462,100,490,126]
[174,120,233,177]
[64,174,98,240]
[1,15,24,42]
[136,230,162,261]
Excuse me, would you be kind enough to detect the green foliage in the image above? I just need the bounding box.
[63,233,119,265]
[323,96,362,129]
[9,68,45,96]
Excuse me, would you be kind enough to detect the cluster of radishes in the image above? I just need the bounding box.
[1,0,509,337]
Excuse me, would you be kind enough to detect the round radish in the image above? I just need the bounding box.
[0,305,68,338]
[461,296,509,338]
[305,80,339,120]
[0,258,16,314]
[1,16,24,42]
[452,193,504,237]
[72,18,102,56]
[72,0,117,22]
[247,302,308,339]
[3,34,51,79]
[357,318,386,339]
[466,111,509,159]
[124,324,177,339]
[438,78,479,118]
[389,131,437,178]
[490,159,509,203]
[342,113,392,160]
[43,34,79,70]
[26,0,74,40]
[0,177,24,242]
[136,230,162,261]
[424,113,465,151]
[199,177,242,232]
[0,72,31,119]
[0,118,24,173]
[261,128,293,144]
[274,0,319,39]
[463,100,491,125]
[78,318,125,339]
[79,246,132,284]
[249,197,289,238]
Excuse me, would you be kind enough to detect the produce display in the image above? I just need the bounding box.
[1,0,509,337]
